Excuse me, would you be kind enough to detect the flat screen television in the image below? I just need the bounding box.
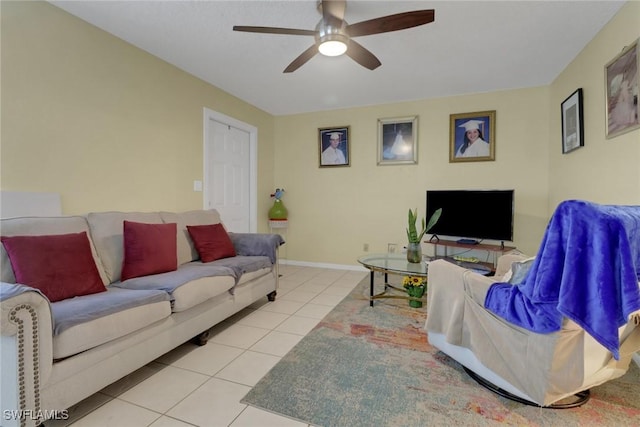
[426,189,514,242]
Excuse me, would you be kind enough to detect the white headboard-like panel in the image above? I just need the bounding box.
[0,191,62,218]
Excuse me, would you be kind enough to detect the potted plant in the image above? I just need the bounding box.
[406,208,441,263]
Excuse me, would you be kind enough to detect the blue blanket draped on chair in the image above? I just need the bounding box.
[484,200,640,360]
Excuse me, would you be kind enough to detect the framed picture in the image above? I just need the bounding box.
[605,38,639,139]
[319,126,350,167]
[449,110,496,162]
[377,116,418,165]
[561,88,584,154]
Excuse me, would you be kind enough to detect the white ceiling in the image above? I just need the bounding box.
[50,0,626,116]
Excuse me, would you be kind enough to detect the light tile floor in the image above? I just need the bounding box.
[49,265,367,427]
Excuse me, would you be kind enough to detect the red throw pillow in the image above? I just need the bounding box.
[121,221,178,281]
[1,232,106,302]
[186,223,236,262]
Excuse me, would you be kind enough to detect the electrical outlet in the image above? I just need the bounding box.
[363,243,369,252]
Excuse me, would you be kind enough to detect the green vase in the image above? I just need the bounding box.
[269,199,288,220]
[407,286,425,308]
[409,299,423,308]
[406,242,422,263]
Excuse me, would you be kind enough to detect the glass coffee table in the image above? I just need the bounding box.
[357,253,428,307]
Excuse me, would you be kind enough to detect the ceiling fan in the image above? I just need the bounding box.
[233,0,435,73]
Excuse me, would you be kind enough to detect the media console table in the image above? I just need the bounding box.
[425,239,516,271]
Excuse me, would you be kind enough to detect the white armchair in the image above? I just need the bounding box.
[425,255,640,407]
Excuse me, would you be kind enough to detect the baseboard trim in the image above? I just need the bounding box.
[280,259,368,272]
[633,352,640,368]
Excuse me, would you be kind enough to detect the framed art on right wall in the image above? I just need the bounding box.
[605,38,639,139]
[561,88,584,154]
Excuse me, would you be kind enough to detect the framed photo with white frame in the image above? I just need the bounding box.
[605,38,639,139]
[377,116,418,165]
[561,88,584,154]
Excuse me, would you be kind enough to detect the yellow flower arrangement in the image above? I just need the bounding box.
[403,275,427,289]
[403,275,426,308]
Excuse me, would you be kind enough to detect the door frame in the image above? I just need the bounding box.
[203,108,258,232]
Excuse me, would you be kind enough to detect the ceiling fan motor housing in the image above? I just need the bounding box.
[316,19,349,56]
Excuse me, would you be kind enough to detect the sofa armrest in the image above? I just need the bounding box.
[229,233,285,264]
[494,252,530,280]
[1,282,54,427]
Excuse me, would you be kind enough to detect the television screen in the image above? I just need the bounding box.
[426,190,514,242]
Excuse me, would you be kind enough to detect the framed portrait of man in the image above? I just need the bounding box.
[319,126,350,167]
[449,110,496,163]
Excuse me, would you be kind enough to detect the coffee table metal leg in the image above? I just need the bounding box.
[370,270,375,307]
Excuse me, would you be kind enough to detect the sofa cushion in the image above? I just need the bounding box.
[0,216,109,286]
[87,212,165,283]
[121,221,178,281]
[171,275,236,312]
[194,255,274,294]
[1,232,106,302]
[51,287,171,359]
[114,263,237,312]
[160,210,222,265]
[200,255,273,277]
[187,223,236,262]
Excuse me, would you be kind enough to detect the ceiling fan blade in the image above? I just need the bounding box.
[284,45,319,73]
[346,39,381,70]
[233,26,316,36]
[347,10,435,37]
[321,0,346,24]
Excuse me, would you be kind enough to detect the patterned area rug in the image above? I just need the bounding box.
[242,276,640,426]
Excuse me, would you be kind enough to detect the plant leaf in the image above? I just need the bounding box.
[407,209,418,242]
[425,208,442,233]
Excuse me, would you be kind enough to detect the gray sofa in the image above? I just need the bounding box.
[0,210,282,427]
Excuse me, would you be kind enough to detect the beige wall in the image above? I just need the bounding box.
[273,1,639,267]
[1,1,275,229]
[273,87,550,264]
[2,1,638,267]
[548,1,640,209]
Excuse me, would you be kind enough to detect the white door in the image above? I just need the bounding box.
[203,109,257,232]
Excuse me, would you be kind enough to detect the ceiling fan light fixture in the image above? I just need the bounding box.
[318,39,347,56]
[234,1,435,72]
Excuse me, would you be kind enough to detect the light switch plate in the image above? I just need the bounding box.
[193,180,203,192]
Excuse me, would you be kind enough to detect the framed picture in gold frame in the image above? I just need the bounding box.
[449,110,496,162]
[605,38,639,139]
